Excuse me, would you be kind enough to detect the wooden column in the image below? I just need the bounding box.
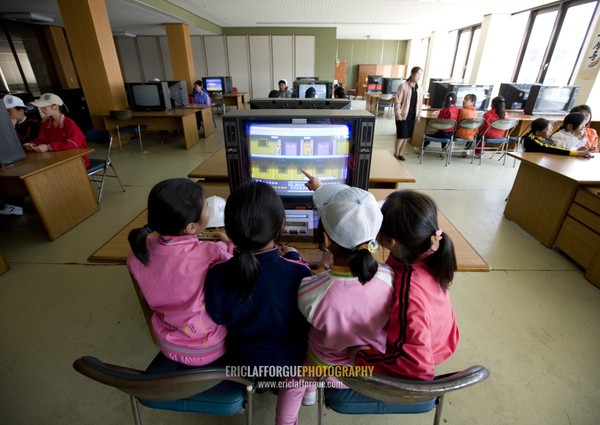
[165,23,196,93]
[43,26,79,89]
[56,0,128,129]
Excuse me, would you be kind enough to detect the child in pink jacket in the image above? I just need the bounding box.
[275,173,394,425]
[127,178,234,366]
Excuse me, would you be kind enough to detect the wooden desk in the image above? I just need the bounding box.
[364,92,382,115]
[102,109,203,150]
[505,152,600,247]
[187,148,415,189]
[0,150,98,240]
[223,92,249,110]
[175,105,215,138]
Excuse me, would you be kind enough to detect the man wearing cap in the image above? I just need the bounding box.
[2,95,41,144]
[277,79,292,98]
[24,93,89,168]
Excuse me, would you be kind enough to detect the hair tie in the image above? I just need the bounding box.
[143,224,153,234]
[354,240,378,253]
[434,229,443,242]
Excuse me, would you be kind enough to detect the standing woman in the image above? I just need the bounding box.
[393,66,424,161]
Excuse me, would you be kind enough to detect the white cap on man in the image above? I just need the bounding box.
[313,184,382,250]
[30,93,64,108]
[3,95,26,109]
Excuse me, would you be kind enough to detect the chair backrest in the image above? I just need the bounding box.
[338,365,490,405]
[457,117,485,130]
[379,94,394,101]
[73,356,254,402]
[110,110,133,120]
[427,119,456,132]
[489,119,519,132]
[85,129,112,146]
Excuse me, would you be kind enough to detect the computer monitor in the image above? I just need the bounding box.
[428,82,450,108]
[202,76,233,94]
[523,85,580,115]
[498,83,532,110]
[125,82,171,111]
[166,80,189,107]
[292,81,333,99]
[447,84,494,111]
[382,78,406,94]
[367,75,383,93]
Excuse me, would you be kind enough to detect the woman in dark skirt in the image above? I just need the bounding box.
[394,66,424,160]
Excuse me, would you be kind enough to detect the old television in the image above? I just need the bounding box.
[223,110,375,240]
[428,82,450,108]
[498,83,532,110]
[367,75,383,93]
[292,80,333,99]
[249,98,351,110]
[125,82,171,111]
[202,76,233,94]
[428,77,455,93]
[447,83,494,111]
[382,78,405,94]
[523,84,580,115]
[166,80,189,107]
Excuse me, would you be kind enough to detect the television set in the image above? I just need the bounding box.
[166,80,189,107]
[382,78,406,94]
[428,77,456,93]
[523,84,580,115]
[125,82,171,111]
[292,80,333,99]
[202,76,233,94]
[367,75,383,93]
[249,98,351,110]
[223,110,375,239]
[498,83,532,110]
[447,84,494,111]
[428,82,450,108]
[0,100,26,166]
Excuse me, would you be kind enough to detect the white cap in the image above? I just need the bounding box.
[206,196,226,228]
[3,95,26,109]
[30,93,64,107]
[313,185,382,250]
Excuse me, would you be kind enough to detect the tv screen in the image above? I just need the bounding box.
[448,84,494,111]
[367,75,383,93]
[523,85,580,115]
[126,82,171,111]
[498,83,532,110]
[132,85,160,107]
[292,81,333,98]
[247,123,350,198]
[204,78,223,92]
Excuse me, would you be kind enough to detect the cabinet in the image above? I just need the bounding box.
[555,186,600,288]
[357,64,406,98]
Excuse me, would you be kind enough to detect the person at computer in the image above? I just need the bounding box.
[3,94,41,144]
[304,87,317,98]
[22,93,90,168]
[475,95,509,157]
[570,104,598,152]
[454,93,478,157]
[523,118,592,158]
[426,92,458,144]
[394,66,424,161]
[192,80,211,106]
[277,79,292,98]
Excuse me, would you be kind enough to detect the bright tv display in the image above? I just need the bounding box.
[292,80,333,98]
[223,110,375,208]
[202,76,233,93]
[523,84,580,115]
[367,75,383,93]
[498,83,532,110]
[125,82,171,111]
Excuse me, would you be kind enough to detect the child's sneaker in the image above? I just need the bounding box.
[0,204,23,216]
[302,388,316,406]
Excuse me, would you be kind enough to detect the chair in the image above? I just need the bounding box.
[420,119,457,166]
[318,365,490,425]
[73,353,255,425]
[376,94,394,118]
[447,117,485,164]
[211,94,226,115]
[109,110,148,151]
[85,129,125,203]
[475,119,519,165]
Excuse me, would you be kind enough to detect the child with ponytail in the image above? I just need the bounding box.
[127,178,234,366]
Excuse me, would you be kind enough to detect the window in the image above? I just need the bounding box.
[514,0,598,84]
[451,26,481,81]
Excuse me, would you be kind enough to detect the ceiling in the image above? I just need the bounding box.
[0,0,555,40]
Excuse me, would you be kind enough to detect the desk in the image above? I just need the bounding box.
[505,152,600,247]
[176,105,215,138]
[0,150,98,240]
[223,92,249,110]
[364,92,382,115]
[187,148,415,189]
[102,109,203,150]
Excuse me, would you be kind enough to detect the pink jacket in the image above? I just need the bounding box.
[298,265,394,366]
[127,234,234,366]
[394,81,423,122]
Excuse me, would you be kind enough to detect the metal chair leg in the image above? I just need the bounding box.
[130,396,143,425]
[433,395,444,425]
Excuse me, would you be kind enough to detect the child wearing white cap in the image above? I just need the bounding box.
[24,93,90,168]
[275,172,395,424]
[277,79,292,98]
[2,95,41,144]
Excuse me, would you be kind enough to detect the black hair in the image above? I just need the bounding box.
[268,89,280,98]
[410,66,422,76]
[570,104,592,126]
[194,80,203,87]
[464,93,477,104]
[278,80,287,86]
[334,86,347,99]
[491,96,505,118]
[379,190,456,290]
[128,178,205,265]
[224,182,285,302]
[315,220,378,284]
[305,87,317,98]
[529,118,551,134]
[558,112,585,132]
[443,92,457,108]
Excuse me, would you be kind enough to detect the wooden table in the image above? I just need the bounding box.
[0,150,98,240]
[364,92,383,115]
[187,148,415,189]
[175,104,215,138]
[505,152,600,247]
[223,92,249,110]
[102,109,205,150]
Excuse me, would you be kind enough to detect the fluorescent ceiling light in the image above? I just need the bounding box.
[1,12,55,23]
[113,31,137,38]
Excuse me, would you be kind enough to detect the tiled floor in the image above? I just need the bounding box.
[1,105,599,425]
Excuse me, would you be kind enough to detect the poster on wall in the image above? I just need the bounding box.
[580,31,600,80]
